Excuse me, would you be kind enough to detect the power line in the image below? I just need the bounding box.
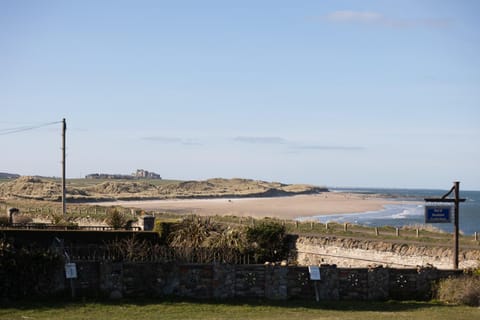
[0,121,63,136]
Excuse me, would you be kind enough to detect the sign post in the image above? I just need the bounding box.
[308,265,321,302]
[425,181,466,269]
[64,262,77,298]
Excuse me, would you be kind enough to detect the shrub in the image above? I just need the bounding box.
[50,214,78,228]
[0,215,9,225]
[51,214,65,224]
[168,216,220,248]
[246,221,288,263]
[105,208,129,229]
[13,214,33,224]
[0,237,63,298]
[436,274,480,306]
[104,236,154,262]
[206,227,247,251]
[153,220,175,244]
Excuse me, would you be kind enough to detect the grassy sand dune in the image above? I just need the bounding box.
[0,176,326,202]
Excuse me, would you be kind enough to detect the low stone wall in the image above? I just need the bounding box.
[54,262,460,301]
[295,236,480,269]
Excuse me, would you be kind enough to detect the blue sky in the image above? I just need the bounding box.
[1,0,479,190]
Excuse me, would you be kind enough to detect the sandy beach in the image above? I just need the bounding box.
[93,193,398,220]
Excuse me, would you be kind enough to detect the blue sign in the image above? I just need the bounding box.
[425,206,452,223]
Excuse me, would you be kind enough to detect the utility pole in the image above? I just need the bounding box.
[453,181,460,269]
[62,118,67,215]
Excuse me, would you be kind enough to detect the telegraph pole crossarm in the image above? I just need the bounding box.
[424,181,466,270]
[424,198,466,203]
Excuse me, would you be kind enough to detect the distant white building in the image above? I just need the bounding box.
[85,169,161,180]
[132,169,162,179]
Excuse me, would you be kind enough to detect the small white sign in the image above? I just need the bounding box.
[308,265,321,280]
[65,263,77,279]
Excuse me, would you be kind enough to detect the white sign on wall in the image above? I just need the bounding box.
[65,263,77,279]
[308,265,321,280]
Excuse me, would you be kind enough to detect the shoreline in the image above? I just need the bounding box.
[89,193,399,220]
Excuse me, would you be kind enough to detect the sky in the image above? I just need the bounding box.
[1,0,479,190]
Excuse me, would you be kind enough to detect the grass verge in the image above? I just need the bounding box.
[1,299,479,320]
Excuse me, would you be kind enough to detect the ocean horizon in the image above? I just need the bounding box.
[300,187,480,235]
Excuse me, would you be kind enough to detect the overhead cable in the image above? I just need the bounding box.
[0,121,63,136]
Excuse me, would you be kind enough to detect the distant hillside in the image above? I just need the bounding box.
[0,176,328,202]
[0,172,20,179]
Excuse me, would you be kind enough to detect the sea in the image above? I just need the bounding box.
[302,188,480,236]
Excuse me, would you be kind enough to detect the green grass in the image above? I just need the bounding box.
[1,299,479,320]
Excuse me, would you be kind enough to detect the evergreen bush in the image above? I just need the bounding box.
[105,208,129,229]
[246,221,288,263]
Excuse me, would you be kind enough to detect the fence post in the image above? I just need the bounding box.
[295,221,299,229]
[475,232,478,241]
[310,221,314,230]
[375,227,379,236]
[416,229,419,238]
[396,228,400,237]
[325,223,329,230]
[344,223,348,232]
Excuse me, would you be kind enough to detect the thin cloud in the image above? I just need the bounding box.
[326,11,383,24]
[142,136,202,146]
[233,136,288,145]
[293,145,365,151]
[142,136,182,143]
[322,10,451,29]
[181,139,203,146]
[233,136,364,151]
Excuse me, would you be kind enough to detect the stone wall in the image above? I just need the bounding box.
[53,262,460,301]
[295,236,480,269]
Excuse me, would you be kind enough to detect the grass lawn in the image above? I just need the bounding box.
[1,299,479,320]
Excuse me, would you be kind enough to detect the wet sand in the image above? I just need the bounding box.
[92,193,397,220]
